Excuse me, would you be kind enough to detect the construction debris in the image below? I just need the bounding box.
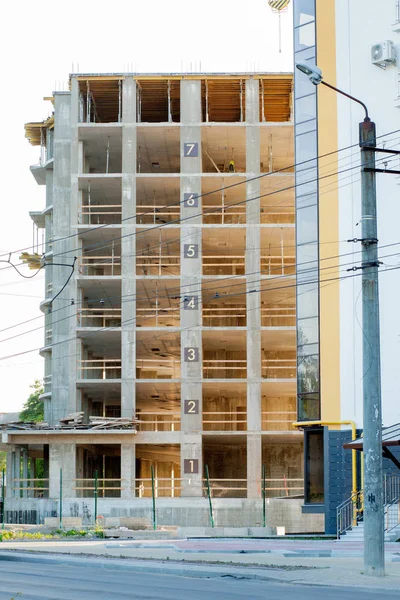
[59,412,84,427]
[1,414,137,432]
[89,416,138,430]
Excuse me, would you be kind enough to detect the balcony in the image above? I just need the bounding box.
[79,126,122,174]
[79,255,121,277]
[78,308,121,328]
[203,330,246,379]
[203,382,247,431]
[136,227,180,276]
[79,358,121,380]
[136,279,180,327]
[262,355,296,379]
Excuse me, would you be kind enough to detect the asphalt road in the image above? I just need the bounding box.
[0,561,399,600]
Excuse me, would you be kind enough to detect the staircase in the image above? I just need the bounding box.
[337,476,400,542]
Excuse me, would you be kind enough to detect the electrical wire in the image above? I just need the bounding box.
[1,259,399,364]
[1,127,399,265]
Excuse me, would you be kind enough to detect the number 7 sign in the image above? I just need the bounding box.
[183,142,199,157]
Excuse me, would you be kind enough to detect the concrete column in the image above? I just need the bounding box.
[49,444,76,499]
[21,449,28,499]
[5,447,14,500]
[121,443,136,498]
[29,457,35,499]
[245,79,262,499]
[13,447,21,499]
[121,77,137,419]
[180,80,203,497]
[51,91,76,425]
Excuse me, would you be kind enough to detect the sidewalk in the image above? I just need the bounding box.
[0,538,399,590]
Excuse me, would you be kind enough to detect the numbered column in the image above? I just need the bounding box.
[121,77,137,419]
[245,79,262,499]
[180,79,203,497]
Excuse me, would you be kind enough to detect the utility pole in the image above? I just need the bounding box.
[359,118,384,576]
[296,62,389,577]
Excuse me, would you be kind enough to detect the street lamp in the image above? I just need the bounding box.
[296,62,385,577]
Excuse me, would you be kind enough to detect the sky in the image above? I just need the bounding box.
[0,0,293,412]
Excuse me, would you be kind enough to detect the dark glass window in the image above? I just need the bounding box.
[297,285,318,318]
[297,205,318,245]
[298,354,319,393]
[298,393,320,421]
[305,429,324,503]
[298,316,319,346]
[294,22,315,52]
[294,0,315,27]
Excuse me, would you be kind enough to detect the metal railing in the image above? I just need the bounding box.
[202,411,247,431]
[384,474,400,504]
[136,255,180,276]
[203,256,245,276]
[75,478,123,498]
[203,359,247,379]
[79,359,121,379]
[79,205,122,225]
[136,412,181,432]
[202,306,246,327]
[396,0,400,23]
[79,256,121,276]
[137,205,180,224]
[261,307,296,327]
[78,308,122,328]
[263,477,304,498]
[204,478,247,498]
[337,491,364,538]
[261,411,297,430]
[384,497,400,533]
[136,358,181,379]
[260,255,296,276]
[11,478,50,498]
[261,358,296,379]
[136,306,179,327]
[136,477,182,498]
[203,205,246,225]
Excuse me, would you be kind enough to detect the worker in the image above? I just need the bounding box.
[228,159,235,173]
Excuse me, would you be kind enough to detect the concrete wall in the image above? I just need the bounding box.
[3,497,324,533]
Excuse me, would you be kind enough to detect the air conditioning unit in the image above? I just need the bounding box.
[371,40,397,67]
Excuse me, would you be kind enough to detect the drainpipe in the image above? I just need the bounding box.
[293,421,357,499]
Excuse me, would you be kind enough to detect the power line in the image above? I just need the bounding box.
[1,258,399,363]
[1,128,399,265]
[2,237,400,344]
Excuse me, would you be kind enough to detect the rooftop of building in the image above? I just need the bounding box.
[25,71,293,145]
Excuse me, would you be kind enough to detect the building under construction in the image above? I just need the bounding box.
[1,71,325,532]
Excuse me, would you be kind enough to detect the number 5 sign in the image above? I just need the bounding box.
[183,142,199,157]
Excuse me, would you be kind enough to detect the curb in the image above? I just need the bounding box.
[1,550,400,590]
[0,551,297,583]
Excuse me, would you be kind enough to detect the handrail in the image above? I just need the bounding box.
[337,490,364,538]
[384,496,400,533]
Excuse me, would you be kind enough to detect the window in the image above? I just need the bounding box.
[305,429,324,503]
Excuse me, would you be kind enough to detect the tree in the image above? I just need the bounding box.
[19,380,44,423]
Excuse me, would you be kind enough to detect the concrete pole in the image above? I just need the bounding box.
[121,77,137,420]
[245,79,262,499]
[359,119,384,577]
[180,80,203,497]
